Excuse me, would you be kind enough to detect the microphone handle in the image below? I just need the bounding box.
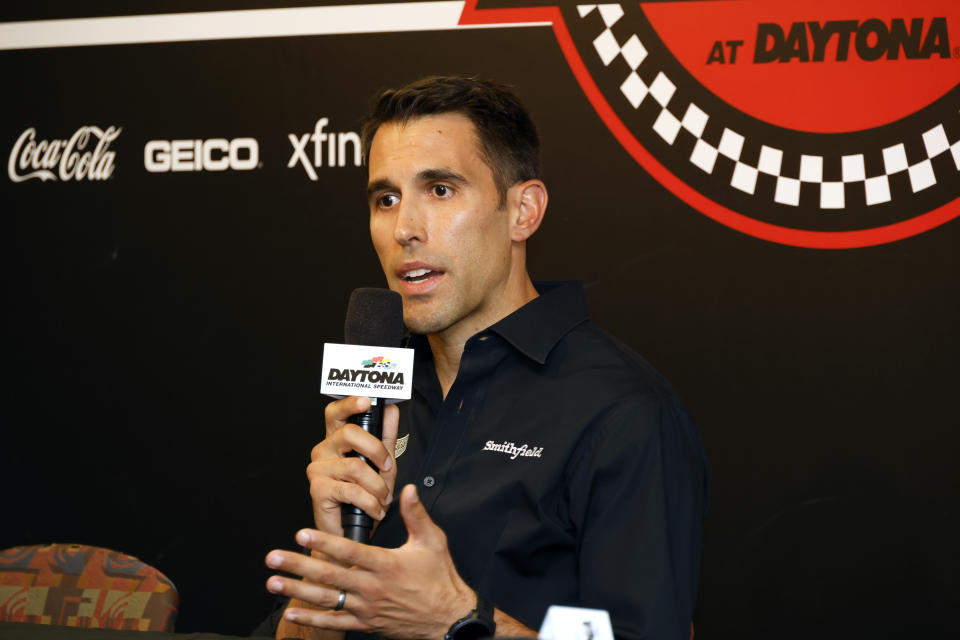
[341,399,386,543]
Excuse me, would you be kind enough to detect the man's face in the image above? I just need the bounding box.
[367,113,515,337]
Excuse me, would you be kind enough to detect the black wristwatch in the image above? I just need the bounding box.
[445,594,496,640]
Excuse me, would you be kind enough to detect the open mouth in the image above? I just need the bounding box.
[402,268,441,283]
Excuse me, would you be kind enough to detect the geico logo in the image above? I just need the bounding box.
[288,118,362,181]
[144,138,259,172]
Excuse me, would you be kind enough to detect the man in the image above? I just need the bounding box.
[262,76,709,640]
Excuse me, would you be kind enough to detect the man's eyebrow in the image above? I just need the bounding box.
[418,168,468,185]
[366,168,468,200]
[366,178,395,200]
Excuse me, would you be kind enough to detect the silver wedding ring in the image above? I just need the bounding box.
[334,588,347,611]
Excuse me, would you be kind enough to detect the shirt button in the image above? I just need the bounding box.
[423,475,436,488]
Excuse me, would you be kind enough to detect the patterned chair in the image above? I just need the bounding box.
[0,543,178,631]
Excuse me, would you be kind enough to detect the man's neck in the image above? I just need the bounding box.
[427,276,538,399]
[426,333,468,399]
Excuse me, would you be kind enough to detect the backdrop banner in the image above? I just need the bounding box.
[2,1,958,636]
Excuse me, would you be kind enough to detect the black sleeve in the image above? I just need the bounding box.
[250,594,288,637]
[566,389,709,640]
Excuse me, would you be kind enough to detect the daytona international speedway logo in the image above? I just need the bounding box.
[362,356,397,369]
[321,343,413,399]
[460,0,960,248]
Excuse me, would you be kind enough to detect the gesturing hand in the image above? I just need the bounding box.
[266,484,476,640]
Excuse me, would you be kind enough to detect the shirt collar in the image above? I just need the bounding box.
[406,281,590,365]
[487,281,590,365]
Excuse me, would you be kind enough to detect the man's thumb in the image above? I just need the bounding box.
[399,484,441,546]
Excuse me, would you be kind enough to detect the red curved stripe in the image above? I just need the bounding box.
[459,0,960,249]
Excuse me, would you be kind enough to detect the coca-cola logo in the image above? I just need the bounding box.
[8,126,121,183]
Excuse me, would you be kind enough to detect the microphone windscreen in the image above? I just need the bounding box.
[344,288,404,347]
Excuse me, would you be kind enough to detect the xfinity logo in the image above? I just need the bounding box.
[144,138,259,172]
[8,126,120,183]
[288,117,362,181]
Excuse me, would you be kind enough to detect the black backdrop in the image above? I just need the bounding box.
[2,2,958,637]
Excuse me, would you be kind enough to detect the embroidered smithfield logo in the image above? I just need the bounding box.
[460,1,960,248]
[483,440,544,460]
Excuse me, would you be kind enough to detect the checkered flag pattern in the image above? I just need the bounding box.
[579,3,960,210]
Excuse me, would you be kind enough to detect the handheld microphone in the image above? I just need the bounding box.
[338,287,404,543]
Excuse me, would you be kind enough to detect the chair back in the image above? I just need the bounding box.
[0,543,178,631]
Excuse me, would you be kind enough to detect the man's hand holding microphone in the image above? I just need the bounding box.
[263,289,478,640]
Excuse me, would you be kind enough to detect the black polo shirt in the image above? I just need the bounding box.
[363,281,709,640]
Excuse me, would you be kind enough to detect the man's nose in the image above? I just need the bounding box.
[393,200,426,246]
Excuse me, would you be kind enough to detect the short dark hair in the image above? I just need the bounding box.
[360,76,541,206]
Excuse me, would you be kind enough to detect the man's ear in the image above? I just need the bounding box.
[510,179,548,243]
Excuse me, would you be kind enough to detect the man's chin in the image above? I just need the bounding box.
[403,310,451,336]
